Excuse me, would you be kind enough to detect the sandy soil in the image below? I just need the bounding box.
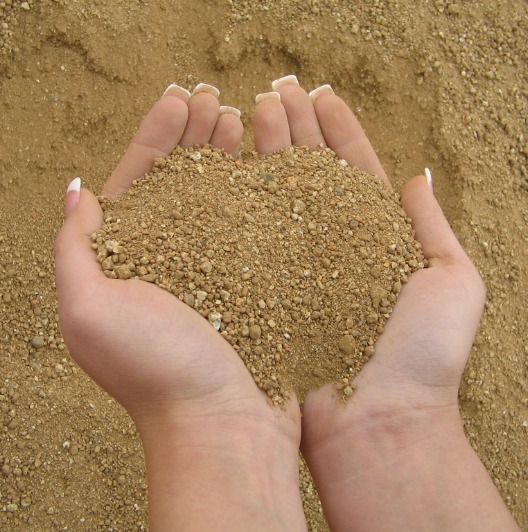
[95,146,425,405]
[0,0,526,529]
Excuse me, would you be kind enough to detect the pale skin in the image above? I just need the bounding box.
[54,80,520,531]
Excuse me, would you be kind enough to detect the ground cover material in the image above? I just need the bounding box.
[0,1,526,529]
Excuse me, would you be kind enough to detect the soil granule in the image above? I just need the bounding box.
[92,146,425,403]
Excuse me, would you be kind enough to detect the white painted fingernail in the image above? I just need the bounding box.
[67,177,81,193]
[255,91,281,104]
[425,168,433,192]
[192,83,220,98]
[163,83,191,101]
[65,177,81,214]
[309,84,335,102]
[220,106,241,118]
[271,75,299,91]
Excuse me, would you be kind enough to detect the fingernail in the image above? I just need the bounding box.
[163,83,191,101]
[309,84,335,102]
[192,83,220,98]
[425,168,433,192]
[255,91,281,105]
[219,106,241,118]
[65,177,81,214]
[271,74,299,91]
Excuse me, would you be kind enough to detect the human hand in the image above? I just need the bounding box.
[255,78,517,530]
[55,85,261,424]
[259,77,517,530]
[55,85,306,531]
[252,78,484,420]
[54,75,518,530]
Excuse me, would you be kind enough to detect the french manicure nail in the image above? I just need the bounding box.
[67,177,81,194]
[192,83,220,98]
[163,83,191,101]
[271,74,299,91]
[255,91,281,104]
[219,106,242,118]
[65,177,81,214]
[309,84,335,102]
[425,167,433,192]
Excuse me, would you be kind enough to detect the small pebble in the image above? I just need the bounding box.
[31,335,45,349]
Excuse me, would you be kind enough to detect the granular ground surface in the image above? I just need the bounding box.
[92,146,425,403]
[1,1,527,529]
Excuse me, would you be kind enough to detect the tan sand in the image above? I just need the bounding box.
[0,1,526,530]
[93,146,424,404]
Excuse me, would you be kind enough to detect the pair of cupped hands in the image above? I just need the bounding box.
[54,77,500,530]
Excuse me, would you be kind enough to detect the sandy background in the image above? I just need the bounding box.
[0,0,526,529]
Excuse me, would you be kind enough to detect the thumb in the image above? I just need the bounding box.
[55,178,106,308]
[401,173,472,269]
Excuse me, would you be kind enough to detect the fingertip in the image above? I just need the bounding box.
[255,91,281,104]
[219,105,242,119]
[179,90,220,148]
[275,81,326,150]
[59,187,103,232]
[65,177,82,215]
[163,83,191,102]
[425,167,433,192]
[312,93,390,186]
[75,188,105,231]
[401,174,468,266]
[400,173,430,205]
[253,96,291,154]
[308,84,335,103]
[400,173,441,221]
[103,95,190,197]
[210,111,244,158]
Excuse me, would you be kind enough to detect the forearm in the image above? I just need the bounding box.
[303,405,520,531]
[139,414,307,532]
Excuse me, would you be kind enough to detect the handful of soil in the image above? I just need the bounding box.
[91,146,426,404]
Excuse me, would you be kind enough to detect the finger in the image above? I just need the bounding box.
[370,174,486,391]
[271,75,326,150]
[253,92,291,154]
[310,85,390,187]
[209,107,244,158]
[401,174,475,268]
[55,184,107,310]
[103,86,190,198]
[179,83,221,148]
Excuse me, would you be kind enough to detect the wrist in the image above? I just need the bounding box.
[302,386,518,531]
[302,376,464,460]
[343,394,465,454]
[136,401,306,531]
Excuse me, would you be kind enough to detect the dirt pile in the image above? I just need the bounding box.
[92,146,425,403]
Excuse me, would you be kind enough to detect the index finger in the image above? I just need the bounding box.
[310,85,391,187]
